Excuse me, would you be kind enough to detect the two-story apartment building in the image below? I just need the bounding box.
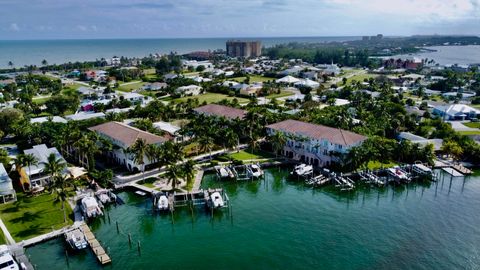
[266,120,367,167]
[89,121,170,171]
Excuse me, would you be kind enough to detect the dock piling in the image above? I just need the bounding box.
[116,221,119,234]
[128,233,132,247]
[137,240,141,255]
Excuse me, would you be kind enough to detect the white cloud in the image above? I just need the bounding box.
[327,0,479,22]
[9,23,19,31]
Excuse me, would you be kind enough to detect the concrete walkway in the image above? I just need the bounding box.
[192,170,204,191]
[0,218,15,245]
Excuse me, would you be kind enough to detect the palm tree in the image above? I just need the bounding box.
[181,160,196,189]
[269,131,287,158]
[19,153,38,185]
[197,134,214,159]
[7,61,13,69]
[41,153,67,188]
[166,163,182,190]
[52,174,71,223]
[127,138,149,183]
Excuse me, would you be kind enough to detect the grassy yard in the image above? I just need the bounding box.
[32,95,52,105]
[345,73,378,85]
[0,193,74,241]
[266,90,295,99]
[227,149,275,161]
[0,230,6,244]
[141,177,158,189]
[174,93,249,104]
[117,81,145,92]
[458,130,480,136]
[366,160,397,170]
[231,75,276,83]
[463,122,480,129]
[471,104,480,109]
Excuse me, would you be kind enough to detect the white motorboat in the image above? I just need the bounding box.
[80,196,103,218]
[218,167,229,178]
[210,191,225,208]
[157,193,169,211]
[65,229,88,250]
[248,164,264,178]
[95,189,116,205]
[0,245,19,270]
[291,164,313,177]
[225,167,235,178]
[387,167,411,183]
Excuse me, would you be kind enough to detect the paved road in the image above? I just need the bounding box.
[113,145,247,185]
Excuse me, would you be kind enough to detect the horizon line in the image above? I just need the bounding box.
[1,34,479,42]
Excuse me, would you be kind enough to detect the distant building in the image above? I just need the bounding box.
[175,85,202,96]
[193,104,247,120]
[433,104,480,120]
[266,120,367,167]
[226,40,262,58]
[153,121,190,143]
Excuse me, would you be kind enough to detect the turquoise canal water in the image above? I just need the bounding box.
[28,168,480,269]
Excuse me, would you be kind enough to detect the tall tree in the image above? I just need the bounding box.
[53,174,71,223]
[269,131,287,158]
[127,138,149,183]
[41,153,67,188]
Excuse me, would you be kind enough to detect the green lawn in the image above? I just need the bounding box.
[345,73,378,85]
[141,177,158,189]
[117,81,145,92]
[458,130,480,136]
[231,75,276,83]
[32,96,51,105]
[227,149,275,161]
[266,90,295,99]
[366,160,397,170]
[0,230,6,244]
[471,104,480,109]
[463,122,480,129]
[0,193,74,241]
[174,93,249,104]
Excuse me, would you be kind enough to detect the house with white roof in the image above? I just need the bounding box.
[23,144,68,187]
[175,85,202,96]
[182,60,214,71]
[276,75,301,84]
[143,82,167,91]
[433,104,480,120]
[153,121,190,143]
[0,163,16,203]
[30,116,67,124]
[294,79,320,89]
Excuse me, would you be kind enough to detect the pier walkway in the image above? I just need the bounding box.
[192,170,204,191]
[80,223,111,265]
[0,218,15,245]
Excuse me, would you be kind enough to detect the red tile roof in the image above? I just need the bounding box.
[193,104,246,119]
[266,120,366,146]
[89,121,169,147]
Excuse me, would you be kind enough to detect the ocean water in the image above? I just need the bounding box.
[27,168,480,270]
[0,37,359,68]
[392,45,480,66]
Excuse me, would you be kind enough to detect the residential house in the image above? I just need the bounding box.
[433,104,480,120]
[294,79,320,89]
[153,121,190,143]
[239,83,263,96]
[193,104,247,120]
[30,116,67,124]
[0,163,16,204]
[397,132,443,151]
[175,85,202,96]
[23,144,68,187]
[89,121,170,171]
[266,120,366,167]
[143,82,167,91]
[276,75,301,84]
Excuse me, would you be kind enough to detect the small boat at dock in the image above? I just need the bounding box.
[155,192,170,211]
[209,191,225,208]
[291,164,313,177]
[248,163,264,178]
[387,167,411,183]
[95,189,116,205]
[80,196,103,219]
[65,229,88,250]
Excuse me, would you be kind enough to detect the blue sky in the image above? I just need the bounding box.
[1,0,480,39]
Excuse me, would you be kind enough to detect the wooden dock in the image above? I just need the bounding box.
[451,163,472,175]
[80,223,111,265]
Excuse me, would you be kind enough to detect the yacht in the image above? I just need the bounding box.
[248,164,264,178]
[64,229,88,250]
[209,191,225,208]
[291,164,313,177]
[156,193,169,211]
[0,245,19,270]
[80,196,103,218]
